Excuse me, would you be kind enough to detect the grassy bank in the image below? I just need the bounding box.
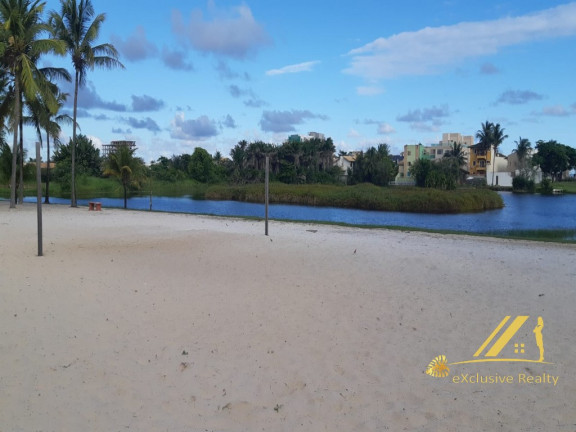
[203,183,503,213]
[552,180,576,193]
[0,177,209,200]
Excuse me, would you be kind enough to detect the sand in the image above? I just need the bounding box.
[1,201,575,431]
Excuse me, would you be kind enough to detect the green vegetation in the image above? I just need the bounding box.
[347,144,397,186]
[203,183,503,213]
[50,0,124,206]
[103,145,146,208]
[551,180,576,194]
[483,229,576,243]
[533,140,576,182]
[512,176,536,193]
[52,134,102,192]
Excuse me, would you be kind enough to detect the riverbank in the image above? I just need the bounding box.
[205,183,504,213]
[1,202,575,431]
[1,180,504,213]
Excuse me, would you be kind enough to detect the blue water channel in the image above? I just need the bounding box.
[21,192,576,235]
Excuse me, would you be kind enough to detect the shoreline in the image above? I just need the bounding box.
[1,202,575,431]
[4,198,575,244]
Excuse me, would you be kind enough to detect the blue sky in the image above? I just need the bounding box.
[35,0,576,163]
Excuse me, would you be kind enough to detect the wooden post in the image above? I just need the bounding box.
[36,142,43,257]
[265,155,269,236]
[149,176,153,211]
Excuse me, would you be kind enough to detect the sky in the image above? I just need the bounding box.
[30,0,576,163]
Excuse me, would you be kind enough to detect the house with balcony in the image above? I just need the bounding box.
[468,144,511,186]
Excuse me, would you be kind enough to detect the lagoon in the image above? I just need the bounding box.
[21,191,576,235]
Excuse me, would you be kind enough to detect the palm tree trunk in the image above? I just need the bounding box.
[18,116,24,204]
[123,185,127,209]
[71,70,79,207]
[44,131,50,204]
[9,80,20,208]
[491,146,496,186]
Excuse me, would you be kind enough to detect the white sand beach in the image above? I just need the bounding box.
[1,201,575,431]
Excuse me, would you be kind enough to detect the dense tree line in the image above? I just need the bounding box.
[149,137,346,185]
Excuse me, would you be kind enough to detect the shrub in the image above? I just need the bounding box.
[512,176,535,193]
[540,178,554,195]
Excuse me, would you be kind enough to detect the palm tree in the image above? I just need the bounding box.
[513,137,531,162]
[103,145,145,209]
[475,121,493,153]
[445,142,467,183]
[446,142,466,167]
[0,0,66,207]
[512,137,532,178]
[490,123,508,186]
[26,85,73,202]
[476,121,508,185]
[50,0,124,207]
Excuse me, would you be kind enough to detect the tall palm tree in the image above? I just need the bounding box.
[50,0,124,207]
[25,84,72,202]
[104,145,145,209]
[512,136,532,178]
[475,121,493,153]
[0,0,66,207]
[490,123,508,186]
[445,142,467,183]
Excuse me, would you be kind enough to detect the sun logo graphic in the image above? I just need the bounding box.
[426,315,552,378]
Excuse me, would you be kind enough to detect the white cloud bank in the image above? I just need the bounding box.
[344,3,576,80]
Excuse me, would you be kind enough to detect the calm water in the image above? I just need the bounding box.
[21,192,576,234]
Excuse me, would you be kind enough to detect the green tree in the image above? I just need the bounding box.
[0,140,11,183]
[512,137,533,180]
[533,140,571,181]
[513,137,531,161]
[25,85,72,202]
[103,145,145,209]
[410,158,457,190]
[475,121,493,153]
[149,156,186,182]
[0,0,66,207]
[475,121,507,185]
[188,147,214,183]
[349,144,397,186]
[52,133,101,190]
[50,0,124,207]
[444,142,468,184]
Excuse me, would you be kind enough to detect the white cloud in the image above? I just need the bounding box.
[266,61,320,76]
[171,4,271,59]
[170,113,219,140]
[540,105,575,117]
[377,123,395,134]
[88,135,104,151]
[344,3,576,80]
